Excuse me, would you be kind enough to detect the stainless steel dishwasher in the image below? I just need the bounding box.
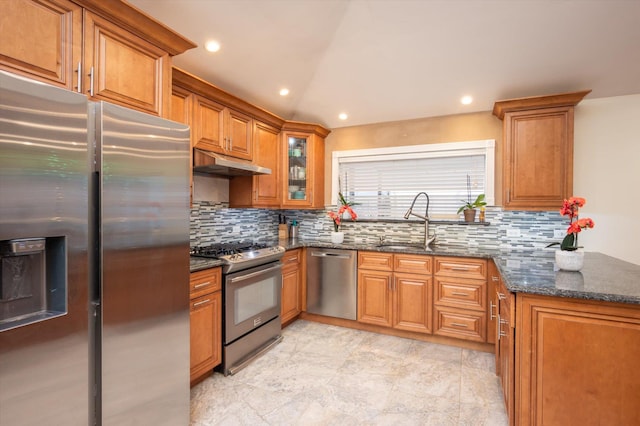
[306,248,357,320]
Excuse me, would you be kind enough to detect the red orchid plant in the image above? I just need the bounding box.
[328,192,357,232]
[547,196,595,251]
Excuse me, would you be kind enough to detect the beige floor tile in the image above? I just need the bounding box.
[190,320,507,425]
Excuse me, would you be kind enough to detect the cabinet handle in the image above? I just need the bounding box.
[499,318,509,337]
[492,276,499,282]
[229,137,233,150]
[88,66,94,97]
[451,322,468,328]
[490,300,497,320]
[194,281,211,289]
[451,291,468,297]
[193,298,211,307]
[451,267,471,271]
[75,62,82,93]
[497,313,501,341]
[497,291,506,300]
[286,256,298,263]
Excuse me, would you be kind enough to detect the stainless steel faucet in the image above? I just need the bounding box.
[404,192,436,249]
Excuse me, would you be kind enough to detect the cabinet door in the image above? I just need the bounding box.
[0,0,82,90]
[190,291,221,383]
[192,95,225,152]
[281,266,301,324]
[393,272,432,334]
[281,249,301,324]
[170,85,191,125]
[503,107,573,210]
[281,131,325,209]
[83,11,170,116]
[225,108,252,160]
[487,260,499,346]
[357,269,393,327]
[497,283,514,423]
[229,120,280,207]
[517,295,640,426]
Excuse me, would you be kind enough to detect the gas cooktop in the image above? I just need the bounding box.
[190,242,285,273]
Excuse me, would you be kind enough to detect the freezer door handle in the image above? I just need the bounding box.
[310,252,352,259]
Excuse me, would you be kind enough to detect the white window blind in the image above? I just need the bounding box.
[332,140,495,220]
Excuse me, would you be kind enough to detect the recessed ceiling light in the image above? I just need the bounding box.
[205,40,221,53]
[279,88,289,96]
[338,113,348,120]
[461,95,473,105]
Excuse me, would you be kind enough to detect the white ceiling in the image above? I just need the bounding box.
[129,0,640,129]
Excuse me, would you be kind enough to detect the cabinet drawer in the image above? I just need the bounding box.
[434,277,486,311]
[394,254,432,274]
[190,267,221,299]
[434,257,487,280]
[282,248,301,267]
[433,306,486,342]
[358,251,393,271]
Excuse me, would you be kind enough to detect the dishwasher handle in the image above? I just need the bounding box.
[310,252,352,259]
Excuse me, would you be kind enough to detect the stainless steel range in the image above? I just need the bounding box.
[191,242,285,375]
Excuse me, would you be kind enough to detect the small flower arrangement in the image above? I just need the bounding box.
[328,192,357,232]
[547,196,595,251]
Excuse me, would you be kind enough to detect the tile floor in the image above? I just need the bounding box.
[191,320,508,425]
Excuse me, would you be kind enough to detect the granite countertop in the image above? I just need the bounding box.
[190,239,640,305]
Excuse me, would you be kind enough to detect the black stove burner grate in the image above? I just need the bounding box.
[190,242,270,258]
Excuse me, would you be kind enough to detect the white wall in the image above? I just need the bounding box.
[574,94,640,265]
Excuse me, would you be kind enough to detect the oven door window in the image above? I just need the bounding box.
[235,279,276,324]
[225,262,281,344]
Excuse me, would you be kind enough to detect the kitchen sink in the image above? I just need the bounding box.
[375,243,429,250]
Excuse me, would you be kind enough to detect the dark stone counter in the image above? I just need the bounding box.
[190,238,640,305]
[280,239,640,305]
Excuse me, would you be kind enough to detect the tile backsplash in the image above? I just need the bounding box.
[190,201,567,251]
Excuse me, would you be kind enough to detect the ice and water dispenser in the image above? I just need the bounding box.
[0,237,66,331]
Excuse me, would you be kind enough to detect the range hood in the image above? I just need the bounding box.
[193,148,271,176]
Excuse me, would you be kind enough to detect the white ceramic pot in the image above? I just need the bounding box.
[330,231,344,244]
[555,249,584,271]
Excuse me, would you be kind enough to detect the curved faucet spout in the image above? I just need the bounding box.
[404,192,436,249]
[404,192,430,220]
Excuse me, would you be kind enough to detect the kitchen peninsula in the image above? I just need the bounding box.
[192,241,640,426]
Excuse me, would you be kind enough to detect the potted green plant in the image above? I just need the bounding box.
[457,193,487,222]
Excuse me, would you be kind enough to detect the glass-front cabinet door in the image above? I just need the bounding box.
[286,134,309,203]
[281,123,328,209]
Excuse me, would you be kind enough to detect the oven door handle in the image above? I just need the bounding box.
[310,252,352,259]
[229,264,282,282]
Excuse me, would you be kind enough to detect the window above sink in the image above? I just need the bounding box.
[331,139,495,220]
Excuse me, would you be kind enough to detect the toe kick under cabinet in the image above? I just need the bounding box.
[433,256,488,342]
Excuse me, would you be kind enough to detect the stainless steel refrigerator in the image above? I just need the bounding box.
[0,71,191,425]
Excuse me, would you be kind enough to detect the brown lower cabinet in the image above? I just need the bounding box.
[189,267,222,385]
[433,256,488,342]
[496,277,515,424]
[357,251,433,334]
[515,294,640,426]
[281,248,302,325]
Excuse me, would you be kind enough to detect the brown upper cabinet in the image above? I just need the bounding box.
[0,0,195,117]
[173,68,330,209]
[281,122,330,209]
[192,96,253,161]
[493,90,591,210]
[229,120,282,207]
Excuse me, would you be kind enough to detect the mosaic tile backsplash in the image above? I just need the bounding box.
[190,201,567,251]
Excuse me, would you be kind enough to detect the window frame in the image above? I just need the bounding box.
[330,139,495,215]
